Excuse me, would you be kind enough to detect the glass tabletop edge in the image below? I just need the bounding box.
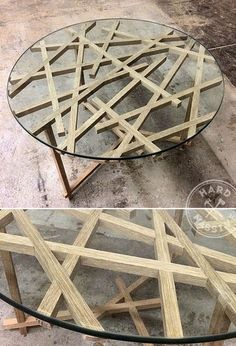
[6,17,225,161]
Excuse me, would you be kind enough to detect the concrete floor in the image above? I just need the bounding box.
[0,0,236,208]
[1,209,236,345]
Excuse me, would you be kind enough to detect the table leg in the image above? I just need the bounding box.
[44,125,107,199]
[0,227,27,336]
[44,126,72,198]
[204,301,230,346]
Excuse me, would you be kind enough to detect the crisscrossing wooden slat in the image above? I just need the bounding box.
[0,209,236,344]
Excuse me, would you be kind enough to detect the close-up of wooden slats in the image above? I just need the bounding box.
[0,209,236,344]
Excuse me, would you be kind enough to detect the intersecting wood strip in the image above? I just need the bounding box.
[157,210,236,326]
[101,39,195,157]
[196,209,236,341]
[3,297,162,331]
[0,210,14,228]
[115,277,153,346]
[40,40,65,137]
[186,44,205,137]
[197,209,236,244]
[93,76,221,134]
[89,20,120,78]
[37,210,102,317]
[9,31,83,98]
[1,209,235,340]
[153,211,183,337]
[8,19,223,159]
[67,28,86,151]
[80,34,181,106]
[12,210,103,330]
[93,276,150,318]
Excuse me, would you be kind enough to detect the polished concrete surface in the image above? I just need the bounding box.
[0,0,236,208]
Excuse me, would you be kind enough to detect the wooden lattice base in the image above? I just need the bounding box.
[0,209,235,346]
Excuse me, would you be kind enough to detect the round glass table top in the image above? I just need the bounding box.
[1,209,236,344]
[7,18,224,160]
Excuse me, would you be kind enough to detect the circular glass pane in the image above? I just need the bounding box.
[1,209,236,344]
[7,18,224,160]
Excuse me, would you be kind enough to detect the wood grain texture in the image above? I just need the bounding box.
[1,209,235,340]
[153,211,183,337]
[37,210,102,317]
[12,210,103,330]
[0,228,27,336]
[158,210,236,326]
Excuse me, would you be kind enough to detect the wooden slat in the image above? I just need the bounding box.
[197,209,236,244]
[95,76,222,135]
[0,228,27,336]
[67,22,96,152]
[30,37,143,52]
[90,20,120,78]
[0,210,14,228]
[80,34,181,106]
[3,297,161,331]
[102,27,214,62]
[65,210,236,273]
[153,211,183,337]
[2,231,236,290]
[92,97,160,153]
[58,56,165,151]
[40,40,65,136]
[116,277,153,346]
[8,30,86,98]
[103,27,185,43]
[67,30,85,152]
[157,210,236,326]
[37,210,101,317]
[31,62,148,137]
[110,40,195,156]
[12,211,103,330]
[121,111,215,155]
[94,276,149,318]
[186,45,205,137]
[174,209,184,226]
[96,297,161,316]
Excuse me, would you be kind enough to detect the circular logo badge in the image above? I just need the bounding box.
[186,180,236,238]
